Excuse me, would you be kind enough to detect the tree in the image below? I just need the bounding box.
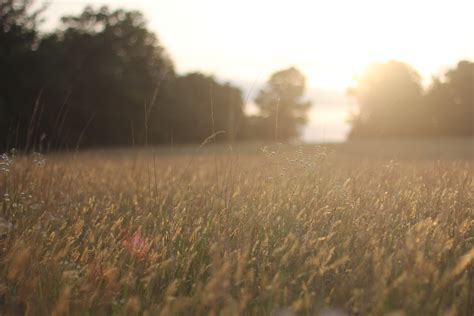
[0,3,249,150]
[347,60,424,138]
[163,73,245,143]
[35,6,175,148]
[0,0,44,149]
[253,67,311,141]
[425,60,474,137]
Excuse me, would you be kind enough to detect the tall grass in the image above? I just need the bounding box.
[0,143,473,315]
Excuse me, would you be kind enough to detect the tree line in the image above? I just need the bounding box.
[1,0,472,151]
[348,60,473,139]
[0,1,310,151]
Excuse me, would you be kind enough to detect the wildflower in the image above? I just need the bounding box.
[0,153,13,173]
[33,152,46,166]
[124,232,149,260]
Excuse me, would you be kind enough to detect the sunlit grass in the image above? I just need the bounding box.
[0,143,473,315]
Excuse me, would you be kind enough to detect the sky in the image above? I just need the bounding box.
[42,0,474,142]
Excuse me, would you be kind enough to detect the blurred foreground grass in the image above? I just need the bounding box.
[0,139,473,315]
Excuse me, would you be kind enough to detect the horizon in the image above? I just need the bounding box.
[42,0,473,142]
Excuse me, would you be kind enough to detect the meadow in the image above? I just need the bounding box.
[0,140,473,315]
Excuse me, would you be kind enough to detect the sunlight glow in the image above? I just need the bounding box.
[148,0,473,89]
[44,0,473,90]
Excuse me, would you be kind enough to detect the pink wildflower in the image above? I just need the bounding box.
[124,232,149,259]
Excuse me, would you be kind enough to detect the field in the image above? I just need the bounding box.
[0,140,473,315]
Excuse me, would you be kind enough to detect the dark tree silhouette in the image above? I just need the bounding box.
[0,0,44,149]
[252,67,311,141]
[0,4,252,150]
[35,6,175,149]
[164,73,245,143]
